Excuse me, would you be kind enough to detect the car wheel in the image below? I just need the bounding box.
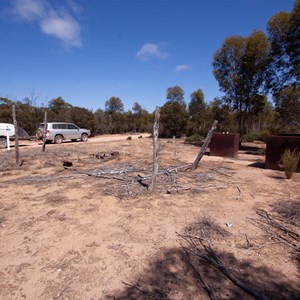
[54,135,63,144]
[0,137,7,148]
[81,134,88,142]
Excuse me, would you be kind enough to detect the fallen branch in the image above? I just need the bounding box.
[166,185,226,194]
[184,251,217,300]
[178,233,268,300]
[191,120,218,171]
[256,209,300,242]
[250,219,300,253]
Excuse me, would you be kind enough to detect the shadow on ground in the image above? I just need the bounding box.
[107,247,299,300]
[240,145,266,155]
[108,217,300,300]
[248,161,265,169]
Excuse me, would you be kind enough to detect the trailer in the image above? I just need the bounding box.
[0,123,30,148]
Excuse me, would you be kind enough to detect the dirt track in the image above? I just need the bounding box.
[0,134,299,299]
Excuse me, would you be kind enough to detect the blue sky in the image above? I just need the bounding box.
[0,0,295,112]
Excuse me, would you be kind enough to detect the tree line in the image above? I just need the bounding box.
[0,1,299,140]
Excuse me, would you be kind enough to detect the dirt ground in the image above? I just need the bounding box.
[0,133,299,300]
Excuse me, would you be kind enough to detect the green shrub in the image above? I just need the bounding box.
[185,134,204,143]
[243,133,259,142]
[258,129,271,142]
[279,149,300,179]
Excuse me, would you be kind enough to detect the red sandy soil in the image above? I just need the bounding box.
[0,134,299,299]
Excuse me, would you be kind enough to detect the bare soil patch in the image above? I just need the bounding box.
[0,134,299,299]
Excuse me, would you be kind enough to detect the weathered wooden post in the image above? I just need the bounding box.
[150,106,160,191]
[12,105,20,167]
[191,120,218,171]
[42,111,48,152]
[173,135,177,157]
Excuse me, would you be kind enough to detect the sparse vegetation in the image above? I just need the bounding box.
[279,149,300,179]
[243,133,259,143]
[185,134,204,143]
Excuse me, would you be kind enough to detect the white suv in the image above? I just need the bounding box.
[36,122,91,144]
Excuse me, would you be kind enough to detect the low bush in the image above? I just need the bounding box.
[279,149,300,179]
[243,133,259,142]
[185,134,204,143]
[257,129,272,142]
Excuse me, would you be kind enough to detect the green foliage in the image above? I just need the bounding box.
[273,85,300,130]
[185,134,204,143]
[242,133,259,143]
[257,129,271,141]
[160,101,188,138]
[70,107,96,134]
[166,85,185,105]
[131,102,150,132]
[243,130,271,142]
[0,98,13,124]
[48,97,72,114]
[105,97,124,114]
[0,98,45,135]
[213,31,270,138]
[267,0,300,91]
[187,89,209,136]
[208,98,236,133]
[280,149,300,179]
[93,108,110,134]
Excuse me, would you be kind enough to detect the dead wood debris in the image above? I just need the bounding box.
[121,281,183,300]
[3,160,234,198]
[250,208,300,253]
[178,233,268,300]
[271,199,300,227]
[91,151,120,160]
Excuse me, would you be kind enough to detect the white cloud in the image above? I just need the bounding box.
[10,0,82,48]
[136,43,169,62]
[174,64,191,72]
[11,0,45,21]
[41,15,81,47]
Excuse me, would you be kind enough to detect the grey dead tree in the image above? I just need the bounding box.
[42,111,48,152]
[191,120,218,171]
[12,105,20,167]
[149,106,160,191]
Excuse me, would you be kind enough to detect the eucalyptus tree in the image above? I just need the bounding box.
[188,89,208,135]
[213,30,270,140]
[273,85,300,130]
[166,85,185,105]
[160,86,188,137]
[104,97,125,133]
[267,0,300,91]
[48,97,72,114]
[105,96,124,114]
[267,0,300,132]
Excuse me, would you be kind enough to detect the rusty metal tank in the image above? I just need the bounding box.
[265,135,300,172]
[210,133,240,158]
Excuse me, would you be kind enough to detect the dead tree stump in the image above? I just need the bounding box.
[191,120,218,171]
[12,105,20,167]
[42,111,48,152]
[150,107,160,191]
